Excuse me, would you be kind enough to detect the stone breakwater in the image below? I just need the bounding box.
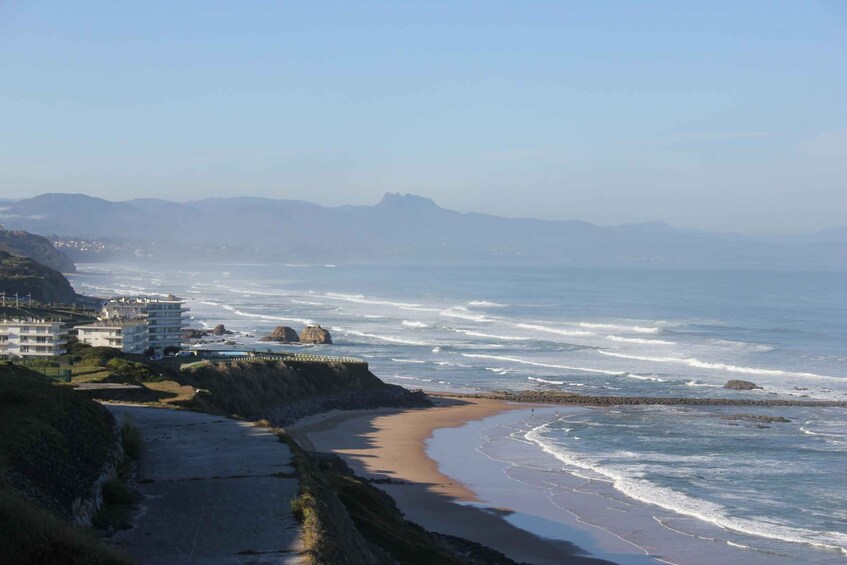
[448,390,847,408]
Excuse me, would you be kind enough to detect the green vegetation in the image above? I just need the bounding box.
[278,434,377,565]
[0,250,77,304]
[0,229,76,273]
[0,486,130,565]
[0,363,131,564]
[120,419,142,461]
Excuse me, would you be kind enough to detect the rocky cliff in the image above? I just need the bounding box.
[178,359,429,424]
[0,229,76,273]
[0,250,77,303]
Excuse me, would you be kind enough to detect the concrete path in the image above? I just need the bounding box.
[106,406,303,564]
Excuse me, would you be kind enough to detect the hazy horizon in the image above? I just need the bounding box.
[2,2,845,232]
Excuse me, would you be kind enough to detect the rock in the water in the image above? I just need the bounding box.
[723,380,762,390]
[721,414,790,423]
[212,324,232,336]
[182,328,205,339]
[261,326,300,343]
[301,325,332,344]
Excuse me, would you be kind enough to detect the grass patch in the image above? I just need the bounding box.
[0,486,131,565]
[119,419,142,461]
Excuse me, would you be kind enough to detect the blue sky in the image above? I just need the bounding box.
[1,1,845,232]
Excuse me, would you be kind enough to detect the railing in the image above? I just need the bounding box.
[185,350,367,366]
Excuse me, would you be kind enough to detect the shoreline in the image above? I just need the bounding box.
[286,396,844,565]
[287,397,615,564]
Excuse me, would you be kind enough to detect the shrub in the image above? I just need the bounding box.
[101,479,133,506]
[120,419,142,461]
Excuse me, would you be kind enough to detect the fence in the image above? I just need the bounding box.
[186,350,367,366]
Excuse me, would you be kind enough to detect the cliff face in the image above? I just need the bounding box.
[0,250,77,304]
[0,230,76,273]
[178,359,429,424]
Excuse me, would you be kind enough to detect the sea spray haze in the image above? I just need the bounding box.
[73,262,847,561]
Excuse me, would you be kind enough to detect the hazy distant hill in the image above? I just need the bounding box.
[0,229,76,273]
[0,192,844,269]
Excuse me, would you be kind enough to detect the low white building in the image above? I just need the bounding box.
[0,319,68,358]
[75,319,149,354]
[100,295,189,352]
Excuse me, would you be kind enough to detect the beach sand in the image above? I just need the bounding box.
[287,397,611,564]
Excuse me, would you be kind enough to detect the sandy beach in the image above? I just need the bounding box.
[287,397,613,564]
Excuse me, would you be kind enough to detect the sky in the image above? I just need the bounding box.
[0,1,845,233]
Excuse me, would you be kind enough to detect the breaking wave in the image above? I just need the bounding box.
[462,353,622,375]
[596,351,841,380]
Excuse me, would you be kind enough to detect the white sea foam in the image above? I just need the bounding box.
[686,380,721,388]
[517,323,593,337]
[456,329,530,341]
[391,358,427,364]
[201,301,313,325]
[331,326,433,346]
[597,351,842,380]
[402,320,429,328]
[707,338,775,353]
[291,299,325,306]
[626,374,668,382]
[525,425,847,555]
[606,335,675,345]
[580,322,661,334]
[529,376,565,385]
[468,300,507,307]
[441,307,493,322]
[325,292,422,310]
[462,353,622,375]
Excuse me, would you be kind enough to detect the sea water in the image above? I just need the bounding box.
[70,263,847,561]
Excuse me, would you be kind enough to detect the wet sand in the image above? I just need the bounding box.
[287,397,612,564]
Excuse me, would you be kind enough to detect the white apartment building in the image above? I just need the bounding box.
[0,319,68,358]
[100,295,188,352]
[75,319,148,354]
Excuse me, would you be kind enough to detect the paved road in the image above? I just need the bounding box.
[106,406,303,564]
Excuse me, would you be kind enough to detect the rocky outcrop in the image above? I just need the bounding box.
[723,380,762,390]
[721,414,791,423]
[454,390,847,408]
[212,324,232,336]
[0,250,77,304]
[184,324,234,340]
[301,325,332,344]
[261,326,300,343]
[0,229,76,273]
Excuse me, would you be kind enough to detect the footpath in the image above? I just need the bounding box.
[106,405,303,564]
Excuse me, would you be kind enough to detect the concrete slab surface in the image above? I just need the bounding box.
[106,406,303,564]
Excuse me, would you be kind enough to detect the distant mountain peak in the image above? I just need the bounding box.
[376,193,440,210]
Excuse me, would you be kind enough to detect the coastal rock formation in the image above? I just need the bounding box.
[723,379,762,390]
[0,250,77,304]
[468,390,847,408]
[0,229,76,273]
[721,414,791,423]
[212,324,232,336]
[300,325,332,344]
[183,328,205,339]
[261,326,300,343]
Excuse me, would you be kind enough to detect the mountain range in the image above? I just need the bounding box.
[1,193,844,268]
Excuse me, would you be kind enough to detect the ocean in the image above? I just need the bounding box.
[70,263,847,563]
